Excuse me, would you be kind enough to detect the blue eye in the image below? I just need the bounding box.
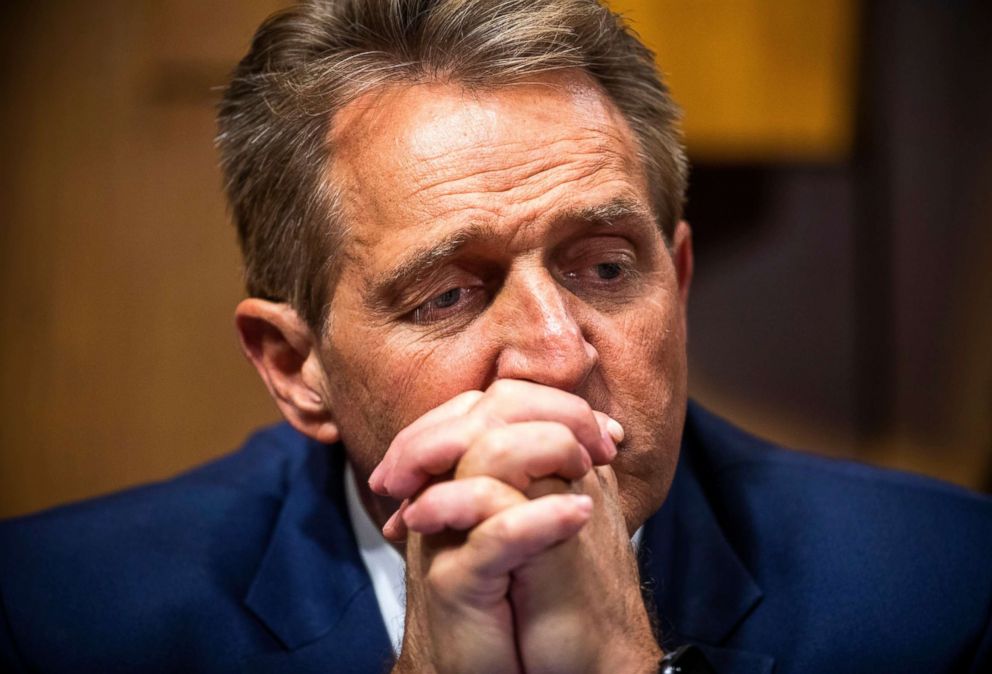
[410,286,485,325]
[433,288,461,309]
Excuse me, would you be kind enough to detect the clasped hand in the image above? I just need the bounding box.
[369,380,662,674]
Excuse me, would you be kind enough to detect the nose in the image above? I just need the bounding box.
[493,270,599,393]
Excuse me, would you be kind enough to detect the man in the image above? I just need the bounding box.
[1,1,990,672]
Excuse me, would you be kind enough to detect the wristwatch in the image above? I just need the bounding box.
[658,644,717,673]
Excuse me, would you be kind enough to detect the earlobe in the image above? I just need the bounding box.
[234,299,340,444]
[672,220,694,306]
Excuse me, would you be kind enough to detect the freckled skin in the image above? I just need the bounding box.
[317,70,690,533]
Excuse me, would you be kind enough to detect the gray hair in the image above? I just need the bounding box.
[217,0,687,332]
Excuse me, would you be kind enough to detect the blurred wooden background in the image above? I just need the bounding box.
[612,0,858,161]
[1,0,989,518]
[0,1,286,517]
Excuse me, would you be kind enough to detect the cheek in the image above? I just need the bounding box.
[592,290,687,526]
[323,322,498,467]
[601,293,686,405]
[377,337,487,422]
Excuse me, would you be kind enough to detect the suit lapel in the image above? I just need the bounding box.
[640,410,774,673]
[242,440,393,672]
[240,406,772,672]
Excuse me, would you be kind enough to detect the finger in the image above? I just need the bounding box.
[382,498,411,542]
[454,421,592,492]
[472,380,618,465]
[402,477,527,535]
[524,475,574,499]
[369,390,483,493]
[383,415,596,500]
[381,413,491,499]
[452,494,593,580]
[390,475,574,542]
[380,383,622,499]
[592,410,625,445]
[387,439,580,542]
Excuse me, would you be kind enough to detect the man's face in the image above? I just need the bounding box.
[316,70,690,529]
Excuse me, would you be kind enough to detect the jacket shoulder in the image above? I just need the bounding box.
[685,403,992,670]
[0,423,310,671]
[0,423,307,561]
[686,403,992,533]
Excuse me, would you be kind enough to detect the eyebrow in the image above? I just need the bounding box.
[557,197,653,228]
[365,223,500,310]
[365,196,653,310]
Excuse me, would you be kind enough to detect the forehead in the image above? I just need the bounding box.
[327,70,649,266]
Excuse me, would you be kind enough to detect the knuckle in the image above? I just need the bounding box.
[456,389,485,407]
[395,420,431,449]
[568,396,595,423]
[486,515,516,543]
[534,424,583,468]
[487,378,519,398]
[425,560,456,593]
[392,425,412,447]
[475,428,513,461]
[469,477,497,502]
[417,484,444,510]
[470,477,515,511]
[463,408,501,439]
[544,421,579,447]
[404,442,430,471]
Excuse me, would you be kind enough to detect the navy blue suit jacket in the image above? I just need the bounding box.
[2,403,990,673]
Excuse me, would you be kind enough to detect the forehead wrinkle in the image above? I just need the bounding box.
[414,157,593,205]
[408,129,608,167]
[407,138,629,204]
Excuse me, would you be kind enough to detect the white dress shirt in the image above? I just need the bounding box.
[344,463,407,654]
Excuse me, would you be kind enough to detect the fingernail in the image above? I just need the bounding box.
[383,507,403,535]
[383,516,407,542]
[368,465,384,493]
[606,417,625,444]
[383,509,398,530]
[572,494,593,514]
[601,430,618,460]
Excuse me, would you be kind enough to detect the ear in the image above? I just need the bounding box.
[234,299,340,445]
[671,220,694,307]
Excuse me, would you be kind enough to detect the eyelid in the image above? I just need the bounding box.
[557,237,642,294]
[403,264,490,324]
[409,284,486,325]
[559,238,637,272]
[563,257,638,281]
[558,234,636,262]
[394,266,472,309]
